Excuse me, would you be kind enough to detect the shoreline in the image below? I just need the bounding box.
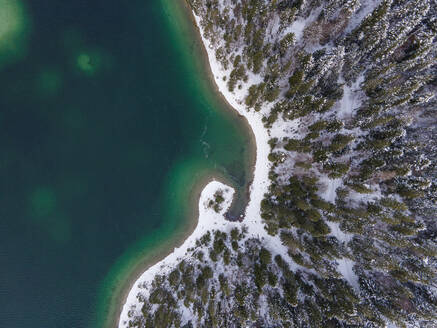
[178,0,258,219]
[103,1,259,327]
[180,0,272,240]
[116,0,274,324]
[177,0,257,219]
[103,169,228,328]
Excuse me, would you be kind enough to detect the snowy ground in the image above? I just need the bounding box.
[118,181,236,327]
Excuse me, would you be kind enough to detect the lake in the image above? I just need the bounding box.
[0,1,253,327]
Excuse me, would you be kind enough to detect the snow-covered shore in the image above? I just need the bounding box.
[118,181,235,326]
[189,13,273,242]
[118,6,274,327]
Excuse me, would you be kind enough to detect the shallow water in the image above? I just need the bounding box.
[0,1,252,327]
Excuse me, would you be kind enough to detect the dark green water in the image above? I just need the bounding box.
[0,1,252,327]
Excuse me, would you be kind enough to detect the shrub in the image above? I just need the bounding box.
[329,134,354,152]
[279,32,295,56]
[168,269,180,287]
[231,228,240,240]
[295,161,312,170]
[285,70,303,98]
[324,162,350,178]
[254,263,267,290]
[348,183,373,194]
[268,270,278,286]
[285,138,311,152]
[326,120,343,132]
[309,120,328,132]
[259,247,272,266]
[380,198,407,211]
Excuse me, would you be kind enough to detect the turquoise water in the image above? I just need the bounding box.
[0,1,252,327]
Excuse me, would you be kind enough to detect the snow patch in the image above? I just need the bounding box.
[337,74,365,119]
[283,8,322,42]
[345,0,384,34]
[327,221,354,245]
[318,175,343,203]
[337,257,360,291]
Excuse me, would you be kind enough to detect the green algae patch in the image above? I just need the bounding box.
[0,0,30,70]
[75,48,113,76]
[61,28,113,76]
[77,52,97,74]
